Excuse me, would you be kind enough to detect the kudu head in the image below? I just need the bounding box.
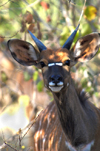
[7,26,100,93]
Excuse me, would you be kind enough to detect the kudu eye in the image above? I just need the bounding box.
[40,61,46,68]
[64,60,70,66]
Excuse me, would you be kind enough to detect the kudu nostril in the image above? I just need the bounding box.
[50,75,62,83]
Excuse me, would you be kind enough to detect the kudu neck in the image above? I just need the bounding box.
[52,79,97,147]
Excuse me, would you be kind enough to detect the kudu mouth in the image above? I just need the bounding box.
[48,75,64,93]
[49,84,64,93]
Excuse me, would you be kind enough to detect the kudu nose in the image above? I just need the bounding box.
[50,75,63,84]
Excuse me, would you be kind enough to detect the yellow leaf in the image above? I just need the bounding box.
[21,145,25,149]
[84,6,97,21]
[18,95,30,106]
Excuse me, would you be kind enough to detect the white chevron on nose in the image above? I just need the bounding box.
[48,63,63,67]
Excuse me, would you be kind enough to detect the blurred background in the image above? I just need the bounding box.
[0,0,100,150]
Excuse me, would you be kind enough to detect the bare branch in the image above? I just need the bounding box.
[0,0,11,7]
[0,110,42,150]
[4,142,18,151]
[78,0,87,24]
[68,0,76,5]
[23,0,53,31]
[0,30,20,39]
[25,0,42,7]
[21,111,42,140]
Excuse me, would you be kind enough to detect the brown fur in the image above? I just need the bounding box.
[7,32,100,151]
[31,85,100,150]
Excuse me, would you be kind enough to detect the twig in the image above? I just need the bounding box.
[4,141,18,151]
[1,0,42,10]
[24,0,42,7]
[59,0,71,26]
[21,111,42,140]
[68,0,76,5]
[0,109,42,150]
[23,0,53,31]
[0,30,20,39]
[0,0,11,7]
[78,0,87,24]
[18,129,22,149]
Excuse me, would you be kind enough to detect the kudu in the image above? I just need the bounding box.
[7,24,100,151]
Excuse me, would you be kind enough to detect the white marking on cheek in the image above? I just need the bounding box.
[65,141,76,151]
[57,81,63,86]
[49,82,63,87]
[49,82,55,86]
[67,83,69,87]
[82,140,94,151]
[65,140,94,151]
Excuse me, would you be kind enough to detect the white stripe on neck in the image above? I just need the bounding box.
[48,63,63,67]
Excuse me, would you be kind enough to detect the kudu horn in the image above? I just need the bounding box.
[28,30,47,52]
[62,24,80,49]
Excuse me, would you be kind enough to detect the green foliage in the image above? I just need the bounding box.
[33,71,39,81]
[77,63,99,96]
[1,71,8,82]
[8,1,23,18]
[37,80,44,92]
[60,26,70,46]
[80,23,92,36]
[24,71,31,81]
[0,1,100,150]
[0,0,100,95]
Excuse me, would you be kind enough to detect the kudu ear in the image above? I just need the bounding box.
[71,33,100,64]
[7,31,47,68]
[7,39,41,67]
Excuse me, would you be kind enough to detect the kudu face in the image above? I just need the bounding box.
[7,25,100,94]
[40,48,71,93]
